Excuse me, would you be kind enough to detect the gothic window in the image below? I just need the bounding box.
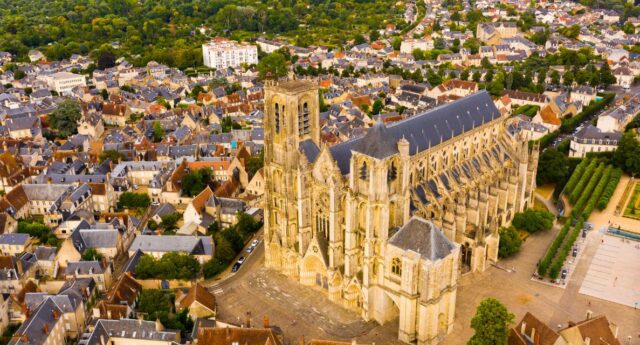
[387,162,397,182]
[359,161,368,180]
[299,102,310,135]
[391,257,402,276]
[274,103,280,133]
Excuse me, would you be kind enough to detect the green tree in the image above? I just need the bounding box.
[246,150,264,178]
[468,298,514,345]
[257,52,287,80]
[81,248,103,261]
[190,85,205,98]
[97,50,116,70]
[118,192,150,211]
[48,100,82,138]
[152,121,164,142]
[599,63,616,87]
[613,131,640,176]
[99,149,124,163]
[511,209,554,233]
[536,148,569,185]
[160,212,181,232]
[181,169,211,197]
[498,227,522,258]
[371,99,384,115]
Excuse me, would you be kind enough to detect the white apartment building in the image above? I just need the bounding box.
[400,39,435,54]
[47,72,86,95]
[202,38,258,69]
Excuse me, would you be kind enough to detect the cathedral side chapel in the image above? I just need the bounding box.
[263,79,538,345]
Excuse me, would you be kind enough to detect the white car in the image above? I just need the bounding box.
[251,239,259,246]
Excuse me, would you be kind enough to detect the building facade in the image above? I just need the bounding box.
[202,38,258,69]
[263,80,538,344]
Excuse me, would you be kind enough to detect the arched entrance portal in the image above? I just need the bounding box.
[461,243,472,273]
[301,254,327,288]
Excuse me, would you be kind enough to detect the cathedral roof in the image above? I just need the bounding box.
[388,217,455,261]
[299,139,320,163]
[351,118,399,159]
[329,91,501,174]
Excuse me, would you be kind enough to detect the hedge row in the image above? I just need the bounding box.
[538,221,571,276]
[583,166,612,217]
[549,217,585,279]
[597,168,623,210]
[568,159,599,204]
[570,162,605,215]
[564,158,590,196]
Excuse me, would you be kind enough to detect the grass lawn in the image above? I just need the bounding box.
[536,184,555,200]
[623,183,640,219]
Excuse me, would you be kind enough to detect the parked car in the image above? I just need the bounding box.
[246,246,254,253]
[151,201,160,207]
[561,269,568,280]
[237,256,246,265]
[572,247,578,257]
[231,263,241,273]
[251,239,259,246]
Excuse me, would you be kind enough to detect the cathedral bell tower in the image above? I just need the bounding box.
[263,79,320,272]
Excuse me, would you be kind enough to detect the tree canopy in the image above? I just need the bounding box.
[257,52,288,80]
[512,209,554,233]
[48,100,82,138]
[536,148,569,185]
[468,298,514,345]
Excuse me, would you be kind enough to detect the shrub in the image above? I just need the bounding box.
[570,162,605,214]
[564,158,589,195]
[568,159,599,204]
[118,192,150,210]
[538,222,571,276]
[498,227,522,258]
[549,218,584,279]
[597,168,622,210]
[134,253,200,280]
[582,165,612,217]
[511,209,554,233]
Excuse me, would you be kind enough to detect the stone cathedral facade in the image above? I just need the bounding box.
[263,80,538,344]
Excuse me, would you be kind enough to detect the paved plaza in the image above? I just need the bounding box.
[211,223,640,345]
[579,234,640,308]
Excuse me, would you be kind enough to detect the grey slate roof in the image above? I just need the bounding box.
[330,91,500,174]
[299,139,320,163]
[9,298,63,345]
[0,233,30,245]
[86,319,179,345]
[352,119,400,159]
[388,217,455,261]
[128,235,212,256]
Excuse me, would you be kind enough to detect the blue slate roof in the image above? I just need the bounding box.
[329,91,500,174]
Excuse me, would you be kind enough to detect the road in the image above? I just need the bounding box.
[203,229,265,291]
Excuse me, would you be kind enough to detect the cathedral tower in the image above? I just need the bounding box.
[263,79,319,274]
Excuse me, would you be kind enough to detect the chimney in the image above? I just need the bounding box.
[585,310,593,320]
[584,337,591,345]
[534,333,540,345]
[520,321,526,334]
[107,310,111,319]
[245,312,251,328]
[52,310,59,320]
[263,316,269,329]
[300,335,305,345]
[351,338,357,345]
[47,176,52,184]
[42,323,49,334]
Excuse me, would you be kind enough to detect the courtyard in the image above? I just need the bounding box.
[579,234,640,309]
[210,222,640,345]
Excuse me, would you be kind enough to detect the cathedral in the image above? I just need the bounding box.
[263,79,538,344]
